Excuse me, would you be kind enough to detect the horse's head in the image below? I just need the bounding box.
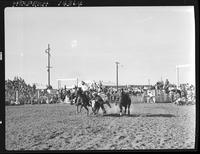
[119,89,125,97]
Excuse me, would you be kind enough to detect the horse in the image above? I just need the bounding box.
[116,89,131,116]
[75,88,92,115]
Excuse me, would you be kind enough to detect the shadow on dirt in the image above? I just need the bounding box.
[103,113,176,117]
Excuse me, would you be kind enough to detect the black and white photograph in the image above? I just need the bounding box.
[3,1,197,151]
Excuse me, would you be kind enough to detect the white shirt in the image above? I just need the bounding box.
[81,84,89,92]
[71,88,76,93]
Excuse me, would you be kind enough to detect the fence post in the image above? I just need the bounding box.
[155,89,157,102]
[16,90,18,101]
[142,91,146,103]
[37,90,40,99]
[15,90,19,105]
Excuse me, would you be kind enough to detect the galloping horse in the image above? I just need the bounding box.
[75,88,91,115]
[117,89,131,116]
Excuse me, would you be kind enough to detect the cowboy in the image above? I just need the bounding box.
[80,81,89,92]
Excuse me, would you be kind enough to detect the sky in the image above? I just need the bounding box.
[5,6,195,88]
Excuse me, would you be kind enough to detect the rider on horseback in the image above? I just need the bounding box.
[75,82,91,107]
[80,81,90,100]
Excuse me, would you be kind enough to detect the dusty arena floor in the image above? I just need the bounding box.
[6,102,196,150]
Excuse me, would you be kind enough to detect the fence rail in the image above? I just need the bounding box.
[109,90,172,104]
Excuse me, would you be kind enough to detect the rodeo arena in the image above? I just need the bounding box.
[5,68,196,150]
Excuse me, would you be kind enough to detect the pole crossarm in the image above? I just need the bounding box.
[176,64,191,68]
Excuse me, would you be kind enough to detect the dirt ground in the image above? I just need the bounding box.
[5,102,196,150]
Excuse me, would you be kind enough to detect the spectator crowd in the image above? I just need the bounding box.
[5,76,58,105]
[5,77,37,105]
[5,76,195,106]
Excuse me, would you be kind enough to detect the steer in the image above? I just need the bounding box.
[91,92,111,115]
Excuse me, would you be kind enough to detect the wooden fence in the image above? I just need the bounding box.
[110,90,172,104]
[155,90,171,103]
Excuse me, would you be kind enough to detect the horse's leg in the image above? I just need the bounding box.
[124,106,127,115]
[91,106,95,115]
[93,106,99,115]
[128,104,130,115]
[96,104,101,114]
[77,105,80,113]
[101,102,106,115]
[77,103,82,113]
[83,105,89,115]
[92,102,98,115]
[80,104,84,112]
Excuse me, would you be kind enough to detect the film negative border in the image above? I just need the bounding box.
[0,0,199,153]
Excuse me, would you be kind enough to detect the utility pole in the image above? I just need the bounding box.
[115,62,120,91]
[45,44,52,89]
[176,66,180,87]
[176,64,192,88]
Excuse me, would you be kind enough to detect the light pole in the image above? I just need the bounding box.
[176,66,180,87]
[176,64,191,87]
[115,62,120,91]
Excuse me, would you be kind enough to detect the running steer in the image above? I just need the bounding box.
[117,89,131,116]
